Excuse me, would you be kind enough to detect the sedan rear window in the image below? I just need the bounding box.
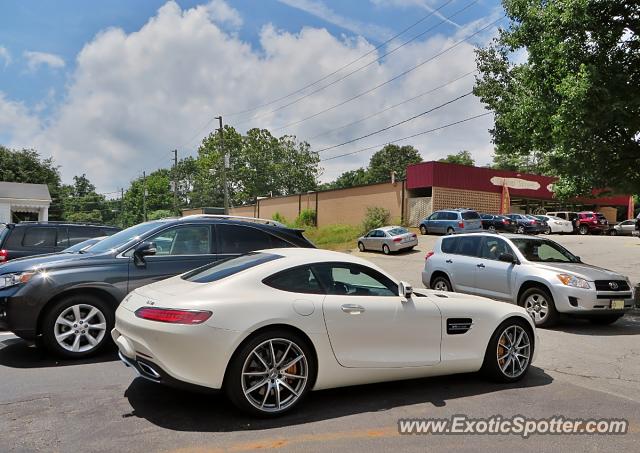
[182,252,281,283]
[388,227,409,236]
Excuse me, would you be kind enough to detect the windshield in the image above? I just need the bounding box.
[511,238,580,263]
[62,237,104,253]
[182,252,281,283]
[388,227,409,236]
[87,222,163,253]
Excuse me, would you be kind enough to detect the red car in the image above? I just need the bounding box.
[576,211,609,235]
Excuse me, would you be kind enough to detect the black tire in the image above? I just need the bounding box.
[516,225,525,234]
[357,242,365,252]
[481,318,533,382]
[518,286,558,327]
[225,329,315,417]
[446,227,454,235]
[578,224,589,235]
[382,244,391,255]
[589,315,622,325]
[419,225,427,235]
[431,275,452,292]
[609,229,617,236]
[544,227,551,235]
[41,294,114,359]
[488,225,496,233]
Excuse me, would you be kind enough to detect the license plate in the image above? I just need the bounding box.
[610,300,625,309]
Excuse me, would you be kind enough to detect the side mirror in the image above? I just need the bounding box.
[399,281,413,299]
[133,241,157,267]
[498,252,517,264]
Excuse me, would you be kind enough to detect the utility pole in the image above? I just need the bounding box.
[215,115,229,215]
[120,187,124,228]
[172,149,178,216]
[142,171,148,222]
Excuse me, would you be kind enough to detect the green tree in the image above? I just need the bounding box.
[60,175,111,224]
[438,150,475,166]
[122,169,173,226]
[474,0,640,198]
[328,168,371,189]
[367,144,422,183]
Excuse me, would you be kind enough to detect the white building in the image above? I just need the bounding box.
[0,182,52,223]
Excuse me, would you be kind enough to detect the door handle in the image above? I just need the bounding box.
[445,259,453,263]
[476,263,485,268]
[341,304,365,314]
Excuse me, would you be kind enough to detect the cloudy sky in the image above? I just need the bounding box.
[0,0,504,194]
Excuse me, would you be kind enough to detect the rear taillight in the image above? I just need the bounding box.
[411,233,417,238]
[135,307,212,324]
[0,250,7,262]
[458,221,464,228]
[393,237,402,243]
[425,251,434,260]
[502,219,508,224]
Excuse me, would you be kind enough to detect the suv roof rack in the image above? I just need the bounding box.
[180,214,287,228]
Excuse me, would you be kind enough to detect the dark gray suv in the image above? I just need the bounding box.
[0,215,314,359]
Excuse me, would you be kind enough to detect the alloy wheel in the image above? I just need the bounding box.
[524,293,549,324]
[517,226,525,234]
[496,325,531,378]
[488,225,496,233]
[241,338,309,413]
[433,279,450,291]
[54,304,107,353]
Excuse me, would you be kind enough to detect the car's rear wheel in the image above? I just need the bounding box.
[382,244,390,255]
[519,286,558,327]
[357,242,365,252]
[544,226,551,235]
[225,330,315,417]
[588,315,622,325]
[578,225,589,235]
[446,227,454,235]
[481,319,533,382]
[41,294,113,359]
[488,225,496,233]
[609,229,617,236]
[431,275,452,292]
[419,225,427,235]
[516,225,525,234]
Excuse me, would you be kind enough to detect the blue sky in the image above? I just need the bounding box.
[0,0,503,191]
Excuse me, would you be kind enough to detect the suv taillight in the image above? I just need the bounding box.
[425,251,434,260]
[135,307,212,324]
[0,250,7,262]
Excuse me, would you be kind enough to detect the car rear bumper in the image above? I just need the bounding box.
[388,238,418,251]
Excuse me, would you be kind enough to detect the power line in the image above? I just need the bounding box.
[314,92,472,153]
[271,15,504,133]
[234,0,479,127]
[320,112,492,162]
[223,0,458,119]
[308,69,476,141]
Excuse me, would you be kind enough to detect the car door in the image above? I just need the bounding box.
[366,229,384,251]
[317,262,441,368]
[127,224,216,291]
[621,220,635,235]
[473,236,516,300]
[424,212,439,233]
[447,235,482,293]
[361,230,375,249]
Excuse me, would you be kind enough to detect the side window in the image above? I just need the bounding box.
[481,214,492,220]
[480,237,512,260]
[218,224,280,254]
[263,266,324,294]
[428,212,439,221]
[56,227,69,247]
[147,225,211,256]
[441,237,457,253]
[68,226,98,246]
[313,263,398,297]
[556,213,566,220]
[22,227,56,247]
[445,212,457,221]
[455,236,481,257]
[375,230,386,238]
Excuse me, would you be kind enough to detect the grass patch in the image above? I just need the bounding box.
[302,224,362,251]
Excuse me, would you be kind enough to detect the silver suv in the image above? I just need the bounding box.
[422,233,635,327]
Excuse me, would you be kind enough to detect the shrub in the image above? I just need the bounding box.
[148,209,174,220]
[272,212,287,224]
[362,206,390,233]
[295,209,316,227]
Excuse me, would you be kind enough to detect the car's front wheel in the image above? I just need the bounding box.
[41,294,114,359]
[481,319,533,382]
[225,330,315,417]
[357,242,365,252]
[519,286,558,327]
[431,275,452,292]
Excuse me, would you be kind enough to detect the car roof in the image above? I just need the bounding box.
[379,225,404,231]
[255,247,384,269]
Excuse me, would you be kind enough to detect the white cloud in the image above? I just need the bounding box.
[0,46,11,67]
[277,0,392,41]
[4,0,496,192]
[205,0,243,28]
[23,50,65,71]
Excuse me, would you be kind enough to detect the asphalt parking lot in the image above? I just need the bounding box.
[1,233,639,452]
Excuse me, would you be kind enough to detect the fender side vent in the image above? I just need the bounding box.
[447,318,473,335]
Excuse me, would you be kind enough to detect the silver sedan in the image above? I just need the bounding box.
[357,226,418,255]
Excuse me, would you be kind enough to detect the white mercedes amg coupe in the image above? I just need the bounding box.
[112,248,536,416]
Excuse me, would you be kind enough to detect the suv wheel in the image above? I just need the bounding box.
[488,225,496,233]
[519,287,558,327]
[419,225,427,235]
[446,227,454,235]
[481,319,532,382]
[42,294,114,359]
[578,224,589,235]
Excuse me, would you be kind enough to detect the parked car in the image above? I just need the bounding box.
[0,215,315,359]
[533,215,574,234]
[609,219,637,236]
[422,233,634,327]
[419,209,483,235]
[0,221,119,263]
[479,214,518,233]
[505,214,546,234]
[575,211,609,235]
[546,211,579,232]
[113,247,535,416]
[357,226,417,254]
